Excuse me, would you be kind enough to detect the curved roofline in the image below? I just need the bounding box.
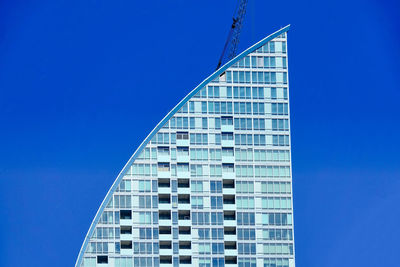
[75,24,290,266]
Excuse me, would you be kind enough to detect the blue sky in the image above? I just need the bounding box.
[1,0,399,266]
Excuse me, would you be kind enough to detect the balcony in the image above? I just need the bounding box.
[221,125,234,132]
[221,139,234,147]
[176,155,189,163]
[157,155,170,162]
[222,155,235,163]
[224,204,236,210]
[176,139,189,146]
[223,188,235,195]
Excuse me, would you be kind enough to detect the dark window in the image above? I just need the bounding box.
[97,256,108,264]
[120,210,132,220]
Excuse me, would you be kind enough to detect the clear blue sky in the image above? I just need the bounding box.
[1,0,399,266]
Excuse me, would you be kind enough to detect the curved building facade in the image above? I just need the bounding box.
[76,25,295,267]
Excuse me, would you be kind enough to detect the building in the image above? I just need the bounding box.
[76,25,295,267]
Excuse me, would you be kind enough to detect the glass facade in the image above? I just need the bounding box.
[76,25,295,267]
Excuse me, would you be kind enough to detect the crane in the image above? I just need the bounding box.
[216,0,248,70]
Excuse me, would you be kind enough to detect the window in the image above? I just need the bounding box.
[153,132,169,144]
[237,212,255,225]
[157,146,169,156]
[221,116,233,126]
[175,165,188,175]
[222,147,234,157]
[271,103,289,115]
[198,228,210,240]
[235,165,253,177]
[211,196,223,209]
[261,181,291,194]
[222,163,234,173]
[177,132,189,140]
[158,163,170,172]
[252,87,264,99]
[252,102,265,114]
[234,118,252,130]
[272,119,289,131]
[190,148,208,161]
[237,229,256,240]
[237,197,255,209]
[261,213,293,226]
[221,132,233,140]
[190,133,208,145]
[263,229,293,240]
[97,256,108,264]
[191,196,204,209]
[261,197,292,210]
[253,118,265,130]
[208,86,220,98]
[235,134,253,146]
[177,146,189,156]
[272,135,290,146]
[236,181,254,193]
[191,181,203,192]
[235,149,253,161]
[211,243,224,254]
[238,243,256,255]
[190,164,204,177]
[210,165,222,177]
[209,149,221,161]
[139,180,151,192]
[192,212,210,225]
[211,212,223,225]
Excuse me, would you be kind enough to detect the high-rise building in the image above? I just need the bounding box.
[76,25,295,267]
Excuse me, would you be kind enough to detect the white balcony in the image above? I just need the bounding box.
[222,156,235,163]
[179,249,192,255]
[158,171,171,178]
[159,203,172,210]
[158,187,171,194]
[178,203,191,210]
[221,125,234,132]
[224,249,237,256]
[176,139,189,146]
[224,234,237,241]
[221,140,234,147]
[158,155,171,162]
[159,234,172,241]
[159,219,171,226]
[159,249,172,255]
[177,187,190,194]
[179,234,192,241]
[120,234,132,240]
[120,219,132,226]
[177,171,190,178]
[120,249,133,256]
[178,220,191,227]
[176,155,189,162]
[224,204,236,210]
[222,172,235,179]
[223,188,235,195]
[224,220,236,227]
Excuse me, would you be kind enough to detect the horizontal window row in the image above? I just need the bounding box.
[236,165,291,178]
[230,55,287,69]
[192,212,224,225]
[166,116,289,131]
[237,149,290,162]
[262,229,293,241]
[224,71,288,85]
[169,101,289,117]
[193,86,287,100]
[263,243,294,255]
